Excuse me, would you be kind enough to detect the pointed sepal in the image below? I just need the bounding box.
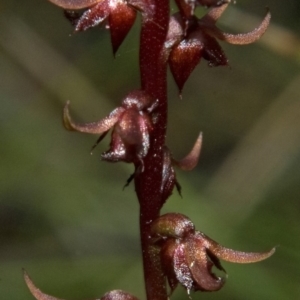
[108,0,137,55]
[169,33,204,94]
[174,132,202,171]
[23,270,64,300]
[205,9,271,45]
[197,231,276,263]
[63,101,124,134]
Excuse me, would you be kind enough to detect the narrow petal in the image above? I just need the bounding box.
[90,130,109,153]
[108,0,137,55]
[47,0,101,10]
[74,1,109,31]
[198,231,276,263]
[174,132,202,171]
[63,101,124,134]
[23,270,64,300]
[205,10,271,45]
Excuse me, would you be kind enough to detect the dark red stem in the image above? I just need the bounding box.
[134,1,169,300]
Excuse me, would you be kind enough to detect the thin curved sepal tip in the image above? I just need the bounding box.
[215,246,276,264]
[47,0,101,10]
[23,270,64,300]
[210,9,271,45]
[203,233,276,263]
[63,101,124,134]
[174,132,203,171]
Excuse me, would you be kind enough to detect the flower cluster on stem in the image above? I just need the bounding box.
[24,1,273,300]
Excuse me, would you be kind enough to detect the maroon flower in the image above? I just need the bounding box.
[64,91,202,194]
[165,2,271,94]
[151,213,275,295]
[63,90,156,170]
[47,0,137,55]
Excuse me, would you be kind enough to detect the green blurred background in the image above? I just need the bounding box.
[1,0,300,299]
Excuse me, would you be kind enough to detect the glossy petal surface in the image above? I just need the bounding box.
[108,0,136,55]
[169,36,203,94]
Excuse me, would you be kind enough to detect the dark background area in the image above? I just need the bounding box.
[1,0,300,299]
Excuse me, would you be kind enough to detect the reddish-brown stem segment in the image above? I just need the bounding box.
[134,1,170,300]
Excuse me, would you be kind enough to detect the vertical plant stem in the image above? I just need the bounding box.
[134,1,169,299]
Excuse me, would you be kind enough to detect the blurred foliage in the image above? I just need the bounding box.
[1,0,300,299]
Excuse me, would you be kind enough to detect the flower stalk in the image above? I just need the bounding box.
[135,1,170,299]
